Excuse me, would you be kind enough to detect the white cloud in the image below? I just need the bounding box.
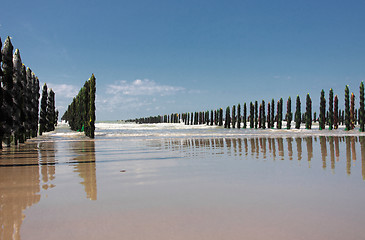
[47,83,78,98]
[107,79,185,96]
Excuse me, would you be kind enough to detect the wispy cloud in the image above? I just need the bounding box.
[47,83,78,98]
[107,79,185,96]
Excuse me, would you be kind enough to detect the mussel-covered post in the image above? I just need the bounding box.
[2,36,14,146]
[306,94,312,129]
[250,102,254,129]
[328,89,334,130]
[360,82,365,132]
[232,105,236,128]
[319,89,326,130]
[270,99,275,128]
[261,100,266,129]
[267,102,271,128]
[243,103,247,128]
[334,95,339,129]
[254,101,258,129]
[350,92,355,130]
[295,95,301,129]
[237,104,241,129]
[345,85,350,130]
[39,83,48,135]
[286,97,292,129]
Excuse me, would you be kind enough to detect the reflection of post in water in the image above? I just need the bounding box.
[261,138,267,159]
[346,137,351,176]
[351,137,357,162]
[329,137,335,173]
[226,138,232,156]
[360,136,365,180]
[305,137,313,167]
[232,138,237,156]
[39,141,56,190]
[319,136,327,169]
[296,137,302,161]
[271,138,276,160]
[277,138,284,160]
[287,137,293,160]
[250,138,255,157]
[73,140,97,200]
[0,143,41,240]
[334,137,340,162]
[255,138,259,159]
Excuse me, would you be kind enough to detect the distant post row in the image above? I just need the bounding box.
[131,82,365,132]
[0,36,57,148]
[61,74,96,138]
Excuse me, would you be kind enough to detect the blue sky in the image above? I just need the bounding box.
[1,0,365,120]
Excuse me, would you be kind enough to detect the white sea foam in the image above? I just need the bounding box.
[92,121,365,139]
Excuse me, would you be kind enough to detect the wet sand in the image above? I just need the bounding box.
[1,128,365,240]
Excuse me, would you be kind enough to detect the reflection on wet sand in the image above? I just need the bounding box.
[0,143,41,240]
[162,136,365,180]
[72,141,97,200]
[0,140,97,239]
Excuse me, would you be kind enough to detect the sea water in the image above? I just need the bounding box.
[1,122,365,240]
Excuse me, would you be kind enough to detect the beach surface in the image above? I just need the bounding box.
[1,122,365,240]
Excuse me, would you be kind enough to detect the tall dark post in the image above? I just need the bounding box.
[250,102,254,129]
[319,89,326,130]
[261,100,266,129]
[277,98,283,129]
[350,92,355,130]
[219,108,223,126]
[237,104,241,129]
[306,94,312,129]
[267,102,271,128]
[39,84,48,135]
[295,95,301,129]
[225,106,231,128]
[286,97,292,129]
[258,104,262,129]
[270,99,275,128]
[210,110,214,126]
[232,105,236,128]
[360,82,365,132]
[243,103,247,128]
[328,88,334,130]
[2,36,14,146]
[12,49,23,144]
[334,95,339,129]
[254,101,258,129]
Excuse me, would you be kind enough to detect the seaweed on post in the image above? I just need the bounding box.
[295,95,301,129]
[232,105,236,128]
[350,92,355,130]
[360,82,365,132]
[243,103,247,128]
[254,101,258,129]
[319,89,326,130]
[345,85,350,131]
[39,84,48,135]
[328,89,334,130]
[237,104,241,129]
[334,95,339,129]
[261,100,266,129]
[1,36,14,146]
[270,99,275,129]
[286,97,292,129]
[306,94,312,129]
[250,102,254,129]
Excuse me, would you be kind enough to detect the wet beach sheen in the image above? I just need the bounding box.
[1,123,365,240]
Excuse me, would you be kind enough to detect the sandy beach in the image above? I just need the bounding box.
[1,123,365,240]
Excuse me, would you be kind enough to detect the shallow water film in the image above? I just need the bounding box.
[1,123,365,240]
